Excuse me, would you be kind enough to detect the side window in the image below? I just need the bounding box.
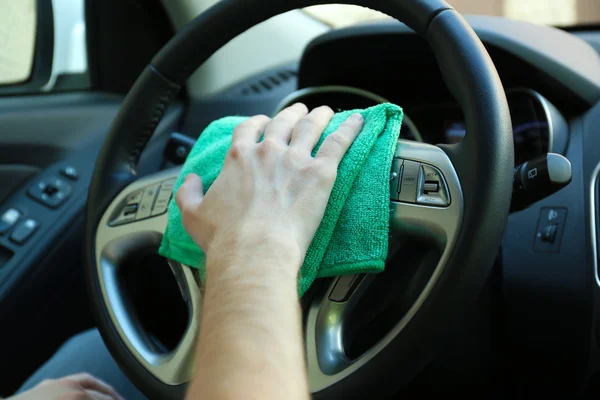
[0,0,88,94]
[0,0,36,85]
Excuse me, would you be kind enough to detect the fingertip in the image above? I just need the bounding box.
[290,102,309,115]
[348,113,364,124]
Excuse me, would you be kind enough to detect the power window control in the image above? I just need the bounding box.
[0,209,21,234]
[59,166,79,181]
[10,219,39,244]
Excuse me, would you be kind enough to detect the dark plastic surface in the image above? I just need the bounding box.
[0,92,182,394]
[503,113,590,395]
[298,21,597,112]
[581,101,600,394]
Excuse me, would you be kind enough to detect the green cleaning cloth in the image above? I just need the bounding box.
[159,103,403,296]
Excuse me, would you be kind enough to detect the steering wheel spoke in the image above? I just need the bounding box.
[305,140,463,391]
[95,168,202,385]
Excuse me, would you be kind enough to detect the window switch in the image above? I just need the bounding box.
[0,209,21,234]
[10,219,39,244]
[60,166,79,180]
[541,224,558,243]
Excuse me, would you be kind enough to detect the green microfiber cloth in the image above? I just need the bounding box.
[159,103,403,296]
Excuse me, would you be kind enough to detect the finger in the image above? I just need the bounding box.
[289,106,334,153]
[69,373,124,400]
[231,115,270,144]
[263,103,308,145]
[88,390,119,400]
[176,174,205,216]
[315,113,364,165]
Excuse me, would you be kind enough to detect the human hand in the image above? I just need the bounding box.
[8,373,123,400]
[176,103,364,279]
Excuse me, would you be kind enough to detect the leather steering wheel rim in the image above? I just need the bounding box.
[84,0,514,398]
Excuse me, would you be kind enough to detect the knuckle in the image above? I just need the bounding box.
[228,141,249,160]
[284,147,307,167]
[257,139,283,156]
[296,116,315,130]
[318,164,338,184]
[328,133,348,148]
[306,161,337,184]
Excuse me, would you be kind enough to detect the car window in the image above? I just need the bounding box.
[305,0,600,28]
[0,0,36,85]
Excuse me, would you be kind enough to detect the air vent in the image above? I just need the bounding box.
[239,68,297,96]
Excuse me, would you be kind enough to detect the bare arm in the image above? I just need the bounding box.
[177,103,364,400]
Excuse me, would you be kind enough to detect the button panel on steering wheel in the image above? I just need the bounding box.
[108,178,176,227]
[390,157,450,207]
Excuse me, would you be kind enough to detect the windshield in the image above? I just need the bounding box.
[304,0,600,28]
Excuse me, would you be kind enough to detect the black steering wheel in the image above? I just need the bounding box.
[84,0,514,398]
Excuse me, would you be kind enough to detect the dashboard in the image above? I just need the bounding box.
[2,12,600,397]
[275,85,568,166]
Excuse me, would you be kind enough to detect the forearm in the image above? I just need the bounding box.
[186,247,308,400]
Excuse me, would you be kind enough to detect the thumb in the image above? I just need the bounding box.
[176,173,205,214]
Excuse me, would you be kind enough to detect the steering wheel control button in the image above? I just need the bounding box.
[9,218,39,244]
[423,182,439,193]
[59,166,79,181]
[151,179,176,217]
[329,274,365,302]
[28,178,72,209]
[136,183,161,220]
[0,209,21,235]
[123,204,138,216]
[416,164,450,207]
[534,207,567,253]
[389,158,402,201]
[397,160,420,203]
[126,189,144,205]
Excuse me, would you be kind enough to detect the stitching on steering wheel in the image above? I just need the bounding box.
[128,82,181,170]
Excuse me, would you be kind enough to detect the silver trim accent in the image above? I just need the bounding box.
[306,140,463,392]
[273,85,423,142]
[93,145,462,391]
[590,161,600,287]
[95,167,202,385]
[506,88,555,154]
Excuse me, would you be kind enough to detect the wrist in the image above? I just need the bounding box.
[205,225,303,284]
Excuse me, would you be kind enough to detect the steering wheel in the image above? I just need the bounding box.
[84,0,513,398]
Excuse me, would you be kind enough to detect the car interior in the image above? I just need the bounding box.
[2,0,600,398]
